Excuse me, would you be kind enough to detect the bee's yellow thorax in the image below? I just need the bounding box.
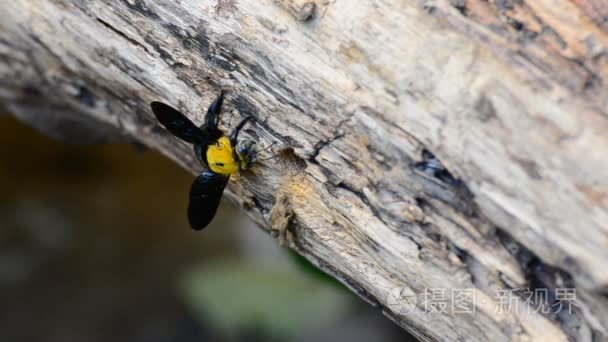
[206,136,240,175]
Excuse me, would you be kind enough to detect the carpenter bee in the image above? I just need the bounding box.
[150,90,257,230]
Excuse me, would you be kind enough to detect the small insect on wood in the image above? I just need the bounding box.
[150,91,258,230]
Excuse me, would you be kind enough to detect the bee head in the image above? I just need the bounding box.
[236,139,258,170]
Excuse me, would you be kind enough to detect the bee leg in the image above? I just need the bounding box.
[268,192,294,247]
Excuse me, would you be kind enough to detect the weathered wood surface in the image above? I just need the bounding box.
[1,0,607,340]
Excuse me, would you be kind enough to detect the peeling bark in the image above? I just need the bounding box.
[1,0,607,341]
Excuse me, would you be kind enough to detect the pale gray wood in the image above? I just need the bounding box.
[1,0,607,340]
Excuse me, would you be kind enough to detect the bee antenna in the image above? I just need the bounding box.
[258,142,278,162]
[260,141,276,152]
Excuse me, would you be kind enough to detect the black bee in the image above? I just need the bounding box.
[150,91,258,230]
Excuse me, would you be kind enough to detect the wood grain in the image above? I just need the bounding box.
[0,0,606,340]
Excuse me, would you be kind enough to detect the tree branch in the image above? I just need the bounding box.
[1,0,607,340]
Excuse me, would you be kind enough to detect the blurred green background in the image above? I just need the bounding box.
[0,115,415,342]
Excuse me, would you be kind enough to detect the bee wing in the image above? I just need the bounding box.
[200,90,226,141]
[150,101,208,145]
[188,171,229,230]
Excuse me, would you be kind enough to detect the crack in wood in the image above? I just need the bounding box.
[95,17,151,54]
